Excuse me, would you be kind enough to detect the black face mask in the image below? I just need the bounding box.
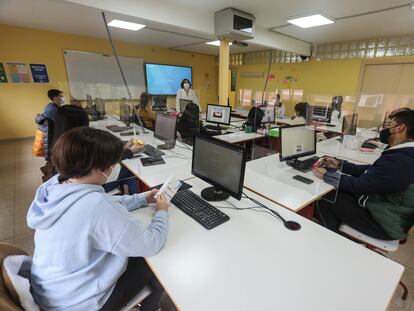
[379,125,398,144]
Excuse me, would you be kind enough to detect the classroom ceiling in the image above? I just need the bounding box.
[1,0,413,56]
[0,0,268,56]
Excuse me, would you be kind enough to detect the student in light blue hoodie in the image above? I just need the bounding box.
[27,127,170,311]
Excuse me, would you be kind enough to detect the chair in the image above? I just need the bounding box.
[339,224,408,300]
[0,242,151,311]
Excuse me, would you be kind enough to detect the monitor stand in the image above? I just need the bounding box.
[337,134,344,143]
[201,187,230,202]
[157,143,174,150]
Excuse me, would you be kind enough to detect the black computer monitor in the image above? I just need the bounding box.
[259,106,275,124]
[342,113,358,135]
[311,105,332,123]
[95,98,106,117]
[180,99,193,113]
[153,96,167,111]
[279,125,316,162]
[206,104,231,130]
[192,135,247,201]
[86,94,93,109]
[154,113,177,150]
[119,102,131,126]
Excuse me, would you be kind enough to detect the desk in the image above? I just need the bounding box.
[213,132,264,144]
[91,117,195,188]
[133,177,403,311]
[244,154,333,212]
[276,117,303,126]
[317,137,381,164]
[315,124,342,134]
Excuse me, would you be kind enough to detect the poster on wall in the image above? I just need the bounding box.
[7,62,30,83]
[0,63,7,83]
[30,64,49,83]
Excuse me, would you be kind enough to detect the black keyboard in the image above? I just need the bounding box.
[288,156,319,172]
[171,190,230,230]
[143,144,165,158]
[204,124,229,131]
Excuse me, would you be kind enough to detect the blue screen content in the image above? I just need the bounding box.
[146,64,192,95]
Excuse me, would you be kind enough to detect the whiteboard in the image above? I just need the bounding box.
[63,50,146,100]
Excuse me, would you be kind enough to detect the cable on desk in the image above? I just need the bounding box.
[241,192,301,231]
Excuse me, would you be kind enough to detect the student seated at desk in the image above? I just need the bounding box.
[135,92,156,129]
[290,102,308,125]
[28,127,169,311]
[40,104,89,182]
[275,93,285,117]
[41,106,142,194]
[177,102,220,145]
[245,107,265,131]
[313,110,414,240]
[329,96,347,128]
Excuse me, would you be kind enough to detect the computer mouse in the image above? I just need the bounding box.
[361,141,377,149]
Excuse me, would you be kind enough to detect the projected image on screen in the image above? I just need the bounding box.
[146,64,192,95]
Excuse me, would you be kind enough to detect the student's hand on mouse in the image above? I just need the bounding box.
[155,193,169,212]
[146,189,159,204]
[312,167,327,179]
[321,157,339,169]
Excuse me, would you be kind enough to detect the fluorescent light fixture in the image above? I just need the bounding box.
[107,19,146,31]
[287,14,334,29]
[206,40,233,46]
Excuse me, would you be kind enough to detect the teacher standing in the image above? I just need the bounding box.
[175,78,199,112]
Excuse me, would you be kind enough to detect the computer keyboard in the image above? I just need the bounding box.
[205,124,229,131]
[106,125,132,132]
[143,144,165,158]
[171,190,230,230]
[288,156,319,173]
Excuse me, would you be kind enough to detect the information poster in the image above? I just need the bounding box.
[7,62,30,83]
[30,64,49,83]
[0,63,7,83]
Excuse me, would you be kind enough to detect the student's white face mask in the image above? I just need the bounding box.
[60,97,65,104]
[183,83,190,90]
[99,166,114,184]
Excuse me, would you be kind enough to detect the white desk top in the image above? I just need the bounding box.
[133,177,403,311]
[316,124,343,134]
[276,117,303,126]
[214,131,264,144]
[244,154,333,211]
[317,137,381,164]
[91,117,195,188]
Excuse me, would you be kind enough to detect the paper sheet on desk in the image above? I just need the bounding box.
[155,175,182,202]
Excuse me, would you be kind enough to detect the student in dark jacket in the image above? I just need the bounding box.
[177,102,201,140]
[245,107,264,131]
[313,110,414,240]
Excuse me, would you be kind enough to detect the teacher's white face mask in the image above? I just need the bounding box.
[183,83,190,90]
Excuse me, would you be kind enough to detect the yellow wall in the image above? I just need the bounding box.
[0,24,218,139]
[235,59,363,115]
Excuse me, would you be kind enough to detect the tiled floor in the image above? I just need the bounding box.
[0,139,413,310]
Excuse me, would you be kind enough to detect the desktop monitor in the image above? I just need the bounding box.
[95,98,106,117]
[192,135,247,201]
[154,113,177,150]
[311,105,332,123]
[342,114,358,135]
[259,106,275,124]
[279,125,316,162]
[86,94,93,109]
[206,104,231,127]
[153,96,167,111]
[119,103,131,126]
[180,99,193,113]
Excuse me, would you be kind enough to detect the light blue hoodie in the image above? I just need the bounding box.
[27,175,168,311]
